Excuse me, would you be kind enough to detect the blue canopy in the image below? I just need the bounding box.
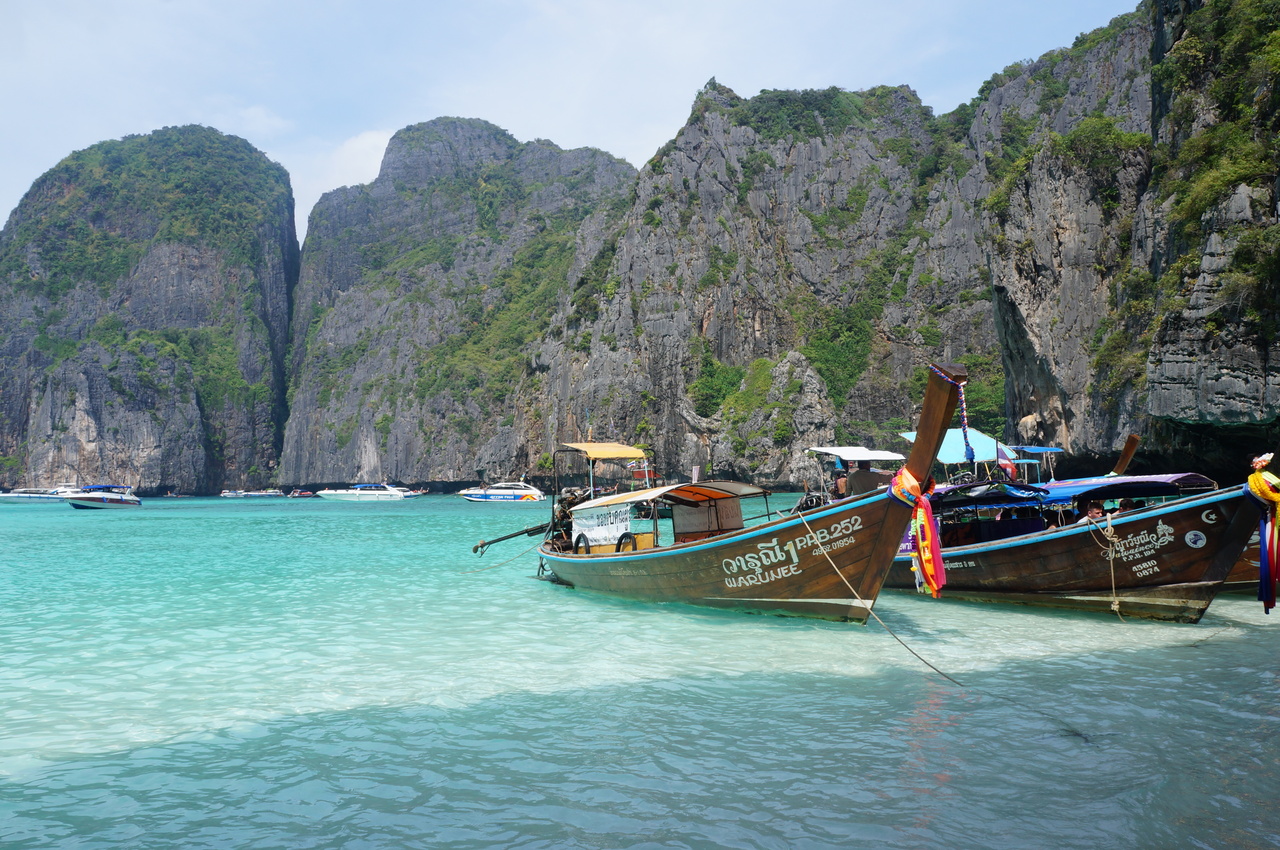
[1038,473,1217,506]
[923,473,1218,512]
[899,427,1014,465]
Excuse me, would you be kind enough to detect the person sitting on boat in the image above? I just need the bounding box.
[1115,498,1136,514]
[1076,501,1105,523]
[829,471,848,499]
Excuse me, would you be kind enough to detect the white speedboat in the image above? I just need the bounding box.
[315,484,421,501]
[65,485,142,509]
[0,483,79,503]
[457,481,546,502]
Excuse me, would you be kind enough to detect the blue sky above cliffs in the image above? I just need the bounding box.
[2,0,1139,238]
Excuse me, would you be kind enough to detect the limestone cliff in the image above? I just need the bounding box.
[0,126,297,493]
[277,119,636,485]
[276,0,1277,488]
[2,0,1276,493]
[980,0,1279,478]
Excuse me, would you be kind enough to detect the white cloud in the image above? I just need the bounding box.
[215,104,296,142]
[283,129,394,237]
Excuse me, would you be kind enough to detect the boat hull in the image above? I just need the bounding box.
[884,485,1259,623]
[460,493,544,502]
[315,493,403,501]
[539,491,911,623]
[67,495,142,509]
[1220,534,1261,593]
[458,483,545,502]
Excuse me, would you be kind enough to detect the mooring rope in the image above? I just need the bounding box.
[460,540,542,573]
[784,508,966,688]
[1083,515,1126,620]
[782,504,1097,742]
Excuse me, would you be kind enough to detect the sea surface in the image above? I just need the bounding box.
[1,495,1277,849]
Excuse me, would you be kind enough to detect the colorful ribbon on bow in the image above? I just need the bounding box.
[891,467,945,597]
[1246,453,1280,613]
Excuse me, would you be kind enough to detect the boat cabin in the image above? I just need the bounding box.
[557,480,772,553]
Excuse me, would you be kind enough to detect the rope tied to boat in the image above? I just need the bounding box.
[1246,453,1280,613]
[782,503,1098,744]
[460,540,542,573]
[1083,513,1125,620]
[783,505,965,691]
[928,363,974,464]
[890,467,945,597]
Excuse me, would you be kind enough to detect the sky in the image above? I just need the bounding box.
[2,0,1142,239]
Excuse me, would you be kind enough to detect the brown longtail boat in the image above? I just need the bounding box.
[473,362,967,622]
[883,471,1265,623]
[1222,540,1262,593]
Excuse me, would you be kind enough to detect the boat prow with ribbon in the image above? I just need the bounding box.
[472,363,966,622]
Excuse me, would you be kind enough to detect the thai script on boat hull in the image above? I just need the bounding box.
[1108,520,1175,563]
[722,537,799,575]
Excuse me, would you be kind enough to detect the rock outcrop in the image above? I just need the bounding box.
[0,126,297,493]
[277,119,636,485]
[2,0,1276,492]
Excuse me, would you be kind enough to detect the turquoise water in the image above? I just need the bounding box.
[2,496,1278,849]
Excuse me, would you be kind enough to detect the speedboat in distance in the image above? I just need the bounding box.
[457,481,546,502]
[315,484,422,501]
[65,485,143,509]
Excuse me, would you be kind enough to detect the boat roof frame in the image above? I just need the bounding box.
[571,480,769,512]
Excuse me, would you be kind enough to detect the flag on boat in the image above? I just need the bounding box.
[996,444,1017,481]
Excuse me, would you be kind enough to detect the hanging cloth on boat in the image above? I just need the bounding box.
[891,468,945,597]
[1246,453,1280,613]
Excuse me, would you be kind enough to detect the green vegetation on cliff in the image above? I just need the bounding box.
[1087,0,1280,399]
[412,225,579,407]
[0,126,291,300]
[1154,0,1279,230]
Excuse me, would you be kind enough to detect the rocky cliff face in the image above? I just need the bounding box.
[3,0,1275,492]
[279,0,1278,488]
[982,0,1279,478]
[277,119,636,485]
[0,126,297,493]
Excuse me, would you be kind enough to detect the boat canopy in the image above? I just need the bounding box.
[899,427,1014,464]
[1040,473,1217,505]
[1007,445,1065,454]
[929,481,1050,511]
[807,446,905,462]
[572,480,768,512]
[559,442,647,460]
[926,473,1219,511]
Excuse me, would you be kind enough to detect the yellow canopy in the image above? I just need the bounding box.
[560,442,647,460]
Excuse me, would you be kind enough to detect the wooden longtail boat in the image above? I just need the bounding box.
[487,362,966,622]
[883,477,1263,623]
[1223,541,1261,593]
